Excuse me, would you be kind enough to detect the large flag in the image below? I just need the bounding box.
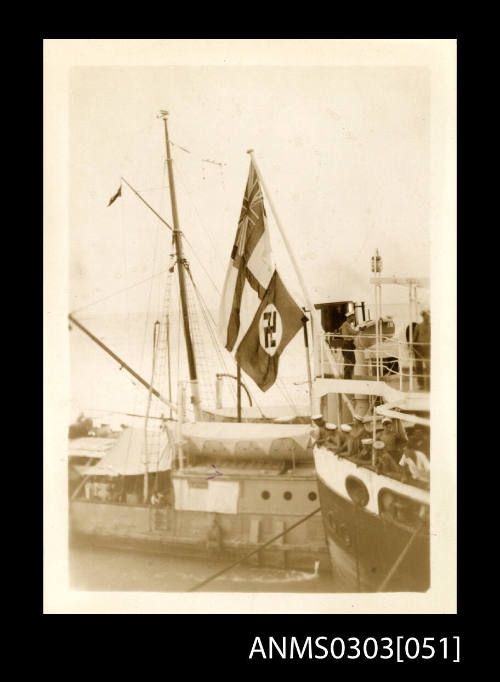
[219,161,304,391]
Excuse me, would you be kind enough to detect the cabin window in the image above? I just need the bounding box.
[378,488,428,528]
[283,491,292,500]
[308,491,317,501]
[261,490,271,500]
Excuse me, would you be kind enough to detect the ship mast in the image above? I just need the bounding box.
[159,111,202,421]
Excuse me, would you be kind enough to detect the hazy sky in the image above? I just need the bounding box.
[67,58,435,424]
[69,64,430,317]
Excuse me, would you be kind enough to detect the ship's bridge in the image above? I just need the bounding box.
[312,277,430,423]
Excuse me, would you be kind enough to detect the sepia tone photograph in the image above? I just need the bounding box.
[44,39,456,614]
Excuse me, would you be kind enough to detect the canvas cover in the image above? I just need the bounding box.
[80,427,173,476]
[68,437,116,459]
[169,421,312,456]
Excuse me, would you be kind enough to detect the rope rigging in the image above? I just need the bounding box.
[70,267,174,316]
[79,125,306,426]
[173,156,227,281]
[185,266,270,419]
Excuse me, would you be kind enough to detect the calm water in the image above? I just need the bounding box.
[69,544,339,593]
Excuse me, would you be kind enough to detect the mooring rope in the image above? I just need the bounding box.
[187,507,321,592]
[376,520,424,592]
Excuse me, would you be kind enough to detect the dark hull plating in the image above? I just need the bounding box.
[69,498,328,572]
[316,476,430,592]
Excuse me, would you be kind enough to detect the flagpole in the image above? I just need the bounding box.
[246,150,344,390]
[236,361,242,422]
[247,151,317,322]
[301,312,314,419]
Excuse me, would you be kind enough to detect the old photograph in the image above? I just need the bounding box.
[44,39,456,613]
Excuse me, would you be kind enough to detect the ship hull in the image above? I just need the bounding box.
[69,476,328,572]
[314,448,430,592]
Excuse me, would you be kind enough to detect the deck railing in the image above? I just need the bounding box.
[318,331,431,392]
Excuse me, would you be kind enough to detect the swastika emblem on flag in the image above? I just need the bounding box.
[259,304,282,356]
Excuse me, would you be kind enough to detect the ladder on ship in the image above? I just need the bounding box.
[144,248,177,480]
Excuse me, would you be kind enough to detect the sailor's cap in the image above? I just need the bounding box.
[361,438,373,445]
[340,424,352,433]
[373,440,385,450]
[382,417,392,425]
[312,414,324,424]
[325,423,337,431]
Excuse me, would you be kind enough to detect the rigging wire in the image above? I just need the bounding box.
[173,157,227,278]
[70,323,148,415]
[170,138,227,168]
[81,126,303,426]
[128,183,165,481]
[72,177,173,317]
[70,267,173,316]
[176,276,182,412]
[163,146,302,419]
[119,185,131,363]
[180,232,221,296]
[186,268,268,419]
[187,272,238,409]
[275,376,301,416]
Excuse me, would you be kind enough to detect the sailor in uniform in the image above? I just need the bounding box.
[340,310,358,379]
[312,414,326,445]
[378,417,408,461]
[399,437,430,482]
[349,414,366,456]
[324,423,340,450]
[373,440,400,475]
[336,423,353,456]
[413,308,431,390]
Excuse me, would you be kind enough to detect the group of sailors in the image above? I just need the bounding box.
[84,477,119,502]
[336,307,431,387]
[83,476,174,507]
[313,414,430,483]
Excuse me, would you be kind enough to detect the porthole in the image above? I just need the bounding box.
[283,491,292,500]
[261,490,270,500]
[327,511,337,534]
[345,475,369,507]
[308,491,317,501]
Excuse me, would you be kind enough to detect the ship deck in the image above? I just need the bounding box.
[175,463,318,480]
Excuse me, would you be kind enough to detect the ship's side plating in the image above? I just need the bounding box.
[70,468,326,570]
[69,421,328,571]
[311,279,431,592]
[314,446,429,591]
